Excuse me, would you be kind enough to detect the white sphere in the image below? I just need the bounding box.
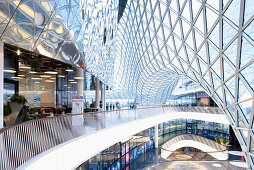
[34,12,45,26]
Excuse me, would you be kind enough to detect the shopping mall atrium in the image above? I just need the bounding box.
[0,0,253,169]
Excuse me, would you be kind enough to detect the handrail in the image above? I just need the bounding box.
[0,106,223,170]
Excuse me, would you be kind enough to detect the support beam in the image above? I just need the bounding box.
[95,78,100,108]
[101,82,105,111]
[0,42,3,128]
[154,124,158,148]
[77,68,84,97]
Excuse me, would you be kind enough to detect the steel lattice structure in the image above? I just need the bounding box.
[108,0,254,168]
[0,0,254,168]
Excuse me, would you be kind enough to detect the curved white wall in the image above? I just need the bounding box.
[20,112,229,170]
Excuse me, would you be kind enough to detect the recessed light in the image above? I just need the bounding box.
[45,80,55,83]
[11,77,23,79]
[74,77,84,80]
[29,71,37,74]
[64,85,68,87]
[68,87,71,88]
[40,75,51,78]
[4,70,16,73]
[69,79,74,81]
[45,71,58,74]
[32,78,42,80]
[19,66,31,69]
[70,82,77,84]
[34,81,40,84]
[50,78,56,80]
[17,49,21,55]
[66,69,73,72]
[58,75,65,78]
[18,75,25,77]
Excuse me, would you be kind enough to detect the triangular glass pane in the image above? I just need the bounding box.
[225,76,236,98]
[182,1,191,21]
[174,20,182,38]
[238,78,252,101]
[195,9,204,34]
[244,20,254,41]
[244,0,254,24]
[195,30,204,49]
[198,44,207,61]
[186,32,194,50]
[241,37,254,68]
[223,59,235,80]
[191,58,201,74]
[215,86,223,102]
[223,19,237,48]
[226,106,235,121]
[224,0,240,26]
[203,72,211,87]
[192,0,202,20]
[208,43,219,64]
[225,88,235,106]
[240,61,254,91]
[211,57,221,79]
[206,0,219,10]
[170,10,178,26]
[211,71,221,89]
[206,7,219,33]
[223,38,237,67]
[170,0,178,12]
[208,22,220,48]
[198,58,208,75]
[182,19,191,38]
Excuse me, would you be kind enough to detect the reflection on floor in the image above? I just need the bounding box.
[143,161,243,170]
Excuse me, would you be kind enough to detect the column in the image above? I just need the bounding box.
[154,124,158,148]
[95,77,100,108]
[0,42,4,128]
[77,68,84,97]
[101,81,105,111]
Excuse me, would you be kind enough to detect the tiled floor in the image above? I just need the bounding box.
[143,161,244,170]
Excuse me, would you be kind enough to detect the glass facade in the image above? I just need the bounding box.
[0,0,253,168]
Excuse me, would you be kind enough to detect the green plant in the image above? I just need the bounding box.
[23,113,29,122]
[4,103,12,117]
[10,94,27,104]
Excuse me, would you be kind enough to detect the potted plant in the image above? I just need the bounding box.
[214,134,220,143]
[4,94,27,126]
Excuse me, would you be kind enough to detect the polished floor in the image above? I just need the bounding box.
[143,161,243,170]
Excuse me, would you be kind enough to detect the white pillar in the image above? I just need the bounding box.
[77,68,84,97]
[95,78,100,108]
[155,124,158,148]
[0,42,4,128]
[101,82,105,111]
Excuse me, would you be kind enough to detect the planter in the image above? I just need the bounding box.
[215,138,220,143]
[4,102,23,127]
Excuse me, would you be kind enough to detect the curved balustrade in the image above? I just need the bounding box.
[161,134,228,160]
[0,106,224,170]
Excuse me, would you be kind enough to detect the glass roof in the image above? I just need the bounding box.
[0,1,254,165]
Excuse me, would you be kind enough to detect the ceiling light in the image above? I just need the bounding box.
[74,77,84,80]
[68,87,71,88]
[50,78,56,80]
[4,70,16,73]
[70,82,77,84]
[69,79,74,82]
[32,78,42,80]
[40,75,51,78]
[45,80,55,83]
[11,77,23,79]
[34,81,40,84]
[29,71,37,74]
[45,71,58,74]
[17,49,21,55]
[19,66,31,69]
[18,75,25,77]
[66,69,73,72]
[58,75,65,78]
[64,85,68,87]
